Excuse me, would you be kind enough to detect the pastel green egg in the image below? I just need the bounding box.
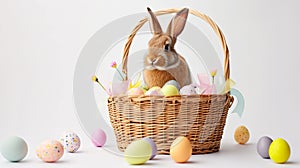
[124,139,152,165]
[0,136,28,162]
[161,85,179,97]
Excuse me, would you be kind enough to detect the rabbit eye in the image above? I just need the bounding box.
[164,44,170,51]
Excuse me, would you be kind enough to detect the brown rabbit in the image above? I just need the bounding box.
[144,7,191,88]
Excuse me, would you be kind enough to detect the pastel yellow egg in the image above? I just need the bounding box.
[124,139,152,165]
[269,138,290,164]
[161,85,179,97]
[170,136,192,163]
[234,125,250,144]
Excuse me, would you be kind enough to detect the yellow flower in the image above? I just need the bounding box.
[92,75,98,82]
[222,79,236,94]
[128,72,142,89]
[129,80,142,89]
[210,69,217,77]
[92,75,108,94]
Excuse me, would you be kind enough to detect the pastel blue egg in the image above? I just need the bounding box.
[164,80,181,90]
[0,136,28,162]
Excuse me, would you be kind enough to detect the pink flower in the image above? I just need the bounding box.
[110,61,117,68]
[110,60,125,80]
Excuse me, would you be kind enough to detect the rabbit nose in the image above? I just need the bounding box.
[151,58,157,64]
[148,58,158,65]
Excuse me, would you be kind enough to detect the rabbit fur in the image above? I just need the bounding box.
[144,7,191,88]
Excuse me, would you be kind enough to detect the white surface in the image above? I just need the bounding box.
[1,0,300,167]
[0,134,297,168]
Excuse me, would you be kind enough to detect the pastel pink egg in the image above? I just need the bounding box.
[36,140,64,162]
[91,129,107,147]
[127,88,144,96]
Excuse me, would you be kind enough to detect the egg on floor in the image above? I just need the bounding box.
[170,136,192,163]
[269,138,291,164]
[124,139,152,165]
[0,136,28,162]
[257,136,273,159]
[36,140,64,162]
[60,131,81,153]
[91,128,107,147]
[142,137,157,160]
[234,125,250,144]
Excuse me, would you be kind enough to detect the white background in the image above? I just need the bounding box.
[1,0,300,167]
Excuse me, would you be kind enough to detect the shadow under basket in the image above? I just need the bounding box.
[108,94,234,154]
[107,8,234,154]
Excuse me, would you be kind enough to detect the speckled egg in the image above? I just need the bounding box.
[234,125,250,144]
[180,84,198,95]
[60,131,81,153]
[145,86,163,96]
[164,80,181,90]
[143,137,157,160]
[257,136,273,159]
[36,140,64,162]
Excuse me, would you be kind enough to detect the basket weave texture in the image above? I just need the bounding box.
[107,8,234,154]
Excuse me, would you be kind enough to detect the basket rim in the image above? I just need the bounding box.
[109,93,230,99]
[108,92,234,105]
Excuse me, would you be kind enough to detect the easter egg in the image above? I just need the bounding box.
[60,131,81,153]
[124,139,152,165]
[143,137,157,160]
[170,136,192,163]
[234,125,250,144]
[161,85,179,97]
[127,87,145,96]
[91,128,107,147]
[164,80,181,90]
[180,84,198,95]
[145,86,163,96]
[36,140,64,162]
[257,136,273,159]
[269,138,290,164]
[0,136,28,162]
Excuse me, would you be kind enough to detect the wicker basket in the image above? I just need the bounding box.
[107,8,234,154]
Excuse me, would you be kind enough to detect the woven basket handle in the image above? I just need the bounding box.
[122,8,230,81]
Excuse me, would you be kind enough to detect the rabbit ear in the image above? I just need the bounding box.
[166,8,189,38]
[147,7,162,34]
